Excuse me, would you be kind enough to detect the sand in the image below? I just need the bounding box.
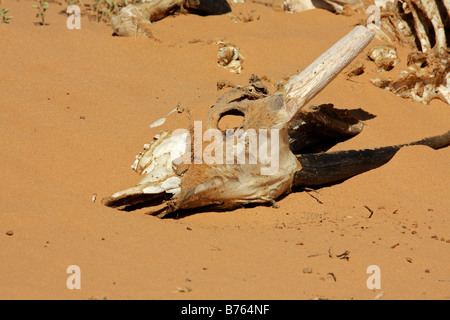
[0,0,449,300]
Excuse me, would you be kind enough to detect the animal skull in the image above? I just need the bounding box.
[103,26,377,216]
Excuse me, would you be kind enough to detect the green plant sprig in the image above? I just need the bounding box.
[32,0,49,25]
[0,8,13,23]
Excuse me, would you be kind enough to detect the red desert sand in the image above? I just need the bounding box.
[0,0,449,300]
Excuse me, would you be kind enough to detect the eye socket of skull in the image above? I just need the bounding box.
[206,104,249,130]
[217,109,246,131]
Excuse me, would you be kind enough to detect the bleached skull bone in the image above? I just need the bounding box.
[112,131,188,200]
[217,44,244,74]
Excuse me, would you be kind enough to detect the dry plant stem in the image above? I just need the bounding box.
[77,0,90,17]
[283,26,374,122]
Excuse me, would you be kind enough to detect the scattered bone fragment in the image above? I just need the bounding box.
[111,6,153,37]
[373,292,385,300]
[150,117,166,128]
[248,74,269,94]
[369,52,449,105]
[345,60,365,78]
[283,0,363,14]
[367,0,449,105]
[368,45,399,73]
[370,77,392,89]
[111,0,231,37]
[216,42,244,74]
[149,105,183,129]
[217,79,237,91]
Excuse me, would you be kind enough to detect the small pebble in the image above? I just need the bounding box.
[5,230,14,236]
[303,268,313,274]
